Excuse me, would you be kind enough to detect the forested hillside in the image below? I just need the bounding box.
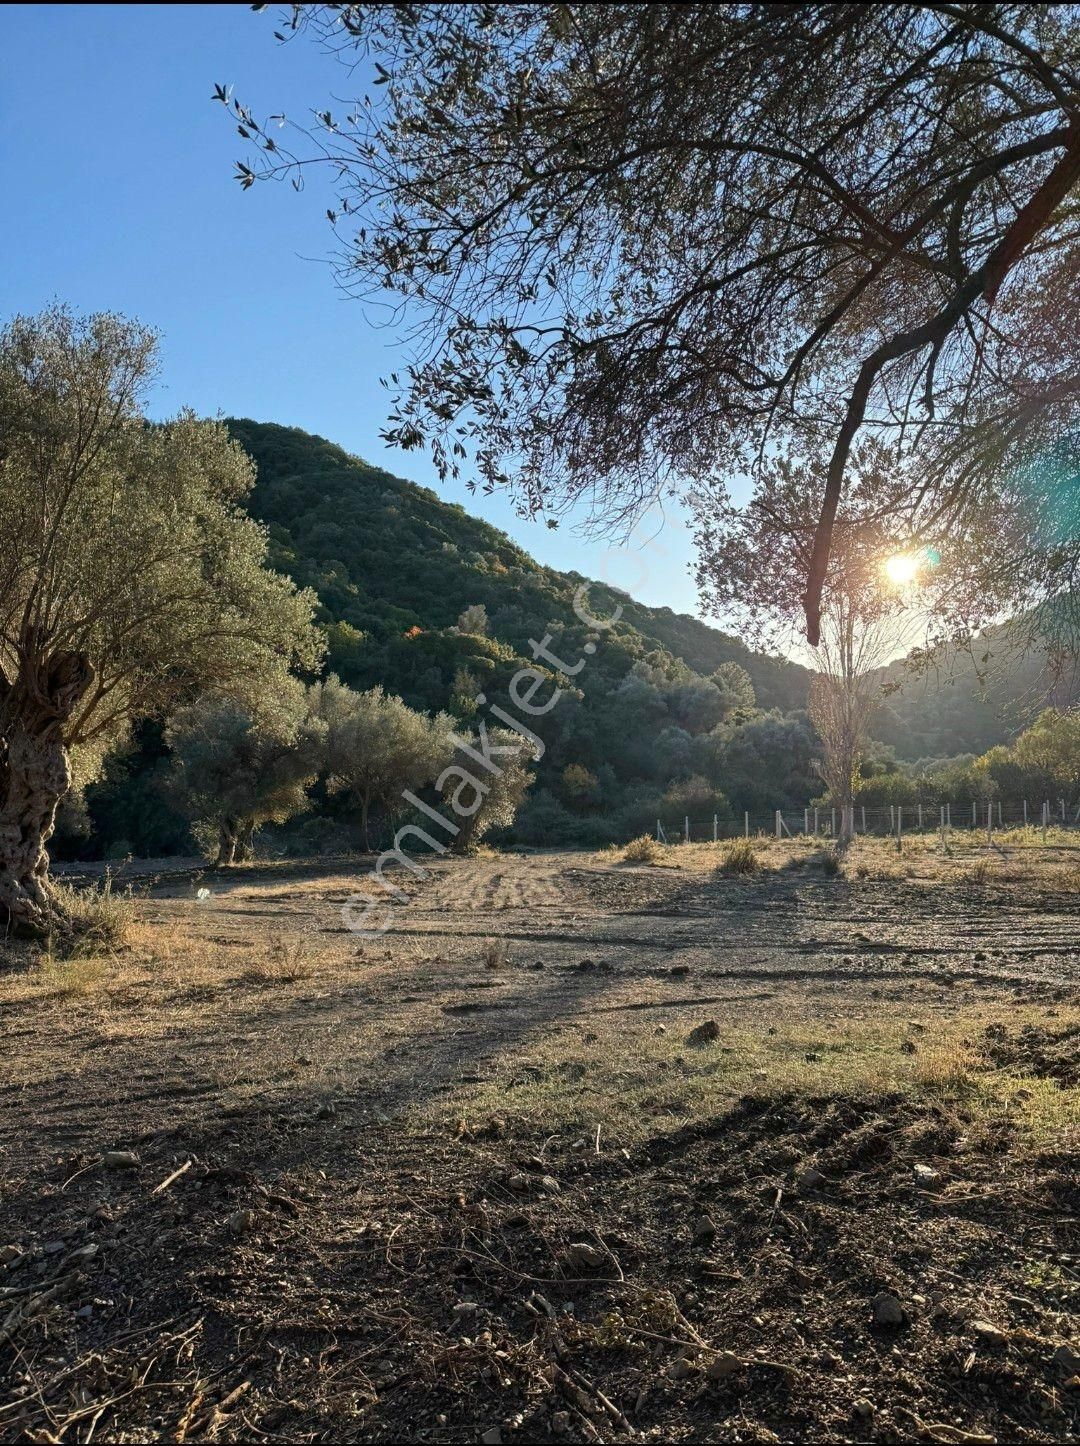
[68,420,1069,858]
[227,420,807,714]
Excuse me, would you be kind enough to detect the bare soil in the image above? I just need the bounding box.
[1,845,1077,1443]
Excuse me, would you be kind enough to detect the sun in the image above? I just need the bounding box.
[883,552,921,586]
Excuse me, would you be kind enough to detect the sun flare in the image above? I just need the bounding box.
[883,552,921,586]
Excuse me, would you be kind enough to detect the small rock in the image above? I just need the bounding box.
[654,1024,667,1035]
[0,1245,22,1266]
[706,1350,741,1380]
[551,1411,571,1435]
[565,1242,606,1273]
[481,1430,503,1446]
[913,1163,941,1188]
[669,1355,695,1379]
[853,1398,875,1419]
[227,1208,257,1236]
[538,1175,560,1194]
[900,1039,918,1054]
[971,1319,1008,1348]
[1052,1342,1080,1374]
[797,1167,826,1191]
[687,1020,721,1047]
[872,1292,905,1328]
[101,1150,139,1170]
[507,1173,530,1192]
[453,1300,479,1318]
[693,1214,717,1245]
[43,1240,65,1256]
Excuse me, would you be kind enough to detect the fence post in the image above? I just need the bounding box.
[813,807,819,837]
[897,805,903,843]
[861,805,866,834]
[940,804,946,850]
[831,807,836,836]
[1061,798,1066,822]
[917,803,922,830]
[713,813,718,842]
[656,819,661,842]
[987,800,993,843]
[1023,799,1028,827]
[775,809,782,839]
[804,807,809,834]
[947,802,951,829]
[1043,801,1049,845]
[972,800,977,827]
[997,800,1002,828]
[744,810,749,839]
[685,815,690,843]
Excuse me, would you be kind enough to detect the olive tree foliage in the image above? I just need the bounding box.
[165,679,326,865]
[233,3,1080,642]
[439,729,535,853]
[0,307,322,933]
[313,674,453,847]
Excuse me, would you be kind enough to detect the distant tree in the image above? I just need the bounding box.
[697,454,916,831]
[165,680,325,865]
[315,675,452,848]
[456,603,489,637]
[449,666,482,720]
[560,763,600,809]
[441,728,535,853]
[233,4,1080,641]
[701,711,819,814]
[1011,707,1080,795]
[711,663,756,718]
[0,307,321,934]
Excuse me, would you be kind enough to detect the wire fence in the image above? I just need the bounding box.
[654,798,1080,845]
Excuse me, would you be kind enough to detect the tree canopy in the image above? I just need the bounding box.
[232,3,1080,642]
[0,308,321,931]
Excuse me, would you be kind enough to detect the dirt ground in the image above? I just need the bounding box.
[1,839,1078,1443]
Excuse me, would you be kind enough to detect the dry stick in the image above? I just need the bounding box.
[151,1159,192,1195]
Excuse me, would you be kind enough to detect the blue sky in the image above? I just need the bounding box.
[1,3,702,617]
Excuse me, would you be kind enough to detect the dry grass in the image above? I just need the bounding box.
[52,874,136,953]
[622,833,662,864]
[481,937,509,970]
[243,935,317,983]
[427,994,1080,1149]
[718,837,761,875]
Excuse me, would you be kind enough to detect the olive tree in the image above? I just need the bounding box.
[231,4,1080,641]
[314,675,452,848]
[0,307,321,933]
[440,729,535,854]
[165,680,326,864]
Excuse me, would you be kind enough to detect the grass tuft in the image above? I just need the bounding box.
[718,838,761,875]
[623,834,662,864]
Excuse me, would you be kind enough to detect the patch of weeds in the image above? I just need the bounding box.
[246,936,316,983]
[622,834,661,864]
[482,938,509,970]
[719,838,760,875]
[51,873,135,954]
[36,951,106,999]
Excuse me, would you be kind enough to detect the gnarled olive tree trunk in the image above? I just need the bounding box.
[215,817,255,867]
[0,650,95,937]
